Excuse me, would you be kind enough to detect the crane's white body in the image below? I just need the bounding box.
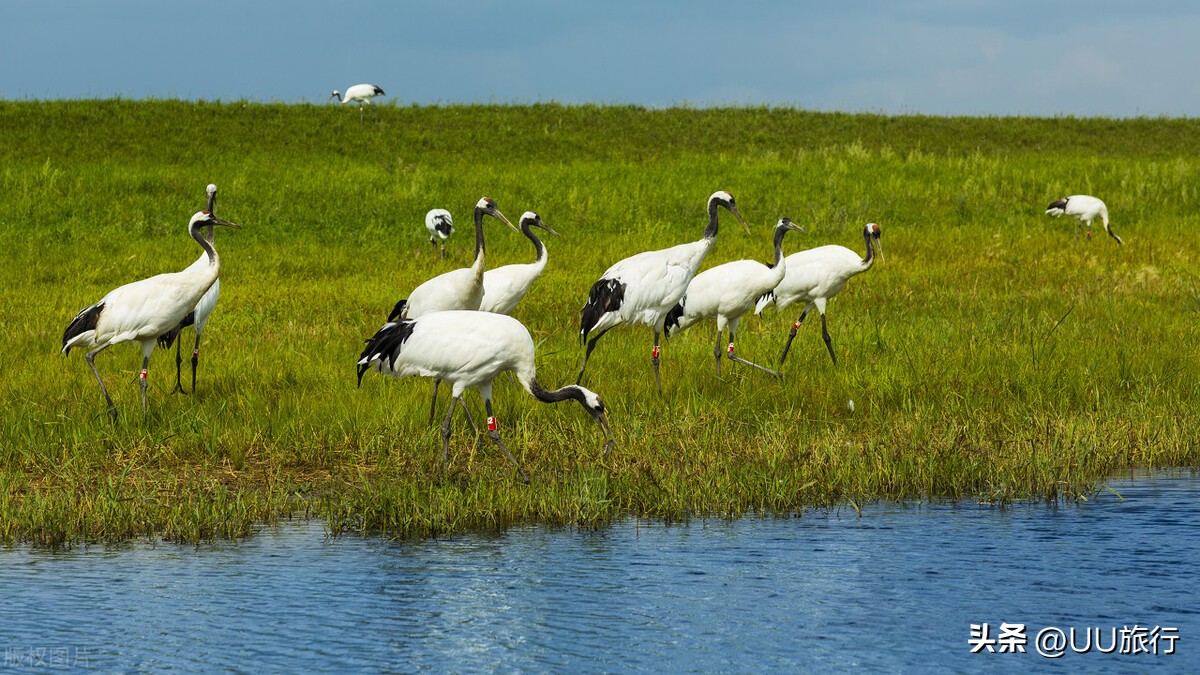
[425,208,454,257]
[332,83,385,106]
[357,310,614,480]
[480,212,555,315]
[756,244,865,317]
[1045,194,1122,244]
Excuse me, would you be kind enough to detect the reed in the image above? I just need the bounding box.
[2,100,1198,544]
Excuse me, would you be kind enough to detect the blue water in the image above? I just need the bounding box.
[2,472,1198,672]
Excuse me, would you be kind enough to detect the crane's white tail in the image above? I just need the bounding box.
[61,302,105,355]
[754,290,776,315]
[356,319,417,386]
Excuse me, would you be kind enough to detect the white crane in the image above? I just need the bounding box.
[387,197,517,422]
[425,208,454,258]
[577,190,749,394]
[357,310,616,482]
[479,211,560,315]
[755,223,883,367]
[61,210,241,421]
[663,217,804,378]
[1045,195,1123,245]
[329,83,386,121]
[158,183,224,394]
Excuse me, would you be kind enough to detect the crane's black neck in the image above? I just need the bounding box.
[861,228,877,269]
[704,199,723,240]
[522,221,546,263]
[472,205,487,264]
[191,221,218,266]
[771,223,789,268]
[205,193,216,243]
[529,379,586,406]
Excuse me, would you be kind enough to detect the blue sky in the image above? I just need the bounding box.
[4,1,1198,116]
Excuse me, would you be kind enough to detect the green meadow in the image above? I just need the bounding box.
[2,100,1198,545]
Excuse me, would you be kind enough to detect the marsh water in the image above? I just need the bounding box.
[2,472,1198,672]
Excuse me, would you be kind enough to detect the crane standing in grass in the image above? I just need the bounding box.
[664,217,804,378]
[425,208,454,259]
[159,183,224,394]
[577,191,749,394]
[329,83,386,121]
[479,211,559,315]
[1045,195,1123,245]
[755,223,883,367]
[61,210,241,421]
[357,310,616,483]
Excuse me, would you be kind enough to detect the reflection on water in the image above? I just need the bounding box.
[2,472,1198,672]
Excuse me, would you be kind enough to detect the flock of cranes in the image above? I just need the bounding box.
[59,177,1123,479]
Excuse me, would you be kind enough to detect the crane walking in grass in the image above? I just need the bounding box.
[1045,195,1122,245]
[387,197,518,423]
[664,217,804,378]
[61,210,241,421]
[425,208,454,259]
[357,310,617,483]
[480,211,559,315]
[158,183,225,394]
[329,84,386,121]
[755,223,883,367]
[577,191,750,394]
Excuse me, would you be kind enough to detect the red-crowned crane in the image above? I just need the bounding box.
[158,183,225,394]
[755,223,883,367]
[329,83,386,121]
[664,217,804,378]
[357,310,616,483]
[1045,195,1123,245]
[387,197,517,422]
[479,211,560,315]
[61,210,241,421]
[577,191,749,394]
[425,208,454,259]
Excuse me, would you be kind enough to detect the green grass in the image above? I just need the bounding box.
[2,100,1199,545]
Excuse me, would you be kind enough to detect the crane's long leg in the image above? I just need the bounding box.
[819,312,838,365]
[139,354,150,413]
[190,331,202,394]
[85,346,117,422]
[428,378,442,425]
[726,327,781,378]
[713,330,723,376]
[652,329,663,395]
[778,310,809,367]
[439,395,458,479]
[170,336,186,394]
[576,327,611,385]
[484,399,530,484]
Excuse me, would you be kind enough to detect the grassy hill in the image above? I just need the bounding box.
[2,100,1198,544]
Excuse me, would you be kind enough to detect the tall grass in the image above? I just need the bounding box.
[2,100,1198,545]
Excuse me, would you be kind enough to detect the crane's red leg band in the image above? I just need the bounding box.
[487,416,497,431]
[140,369,147,380]
[792,321,800,330]
[727,343,735,355]
[651,346,660,359]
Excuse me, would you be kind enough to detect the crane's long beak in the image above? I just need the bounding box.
[539,221,563,238]
[874,233,884,263]
[212,215,241,230]
[594,410,616,456]
[491,209,519,233]
[731,206,751,235]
